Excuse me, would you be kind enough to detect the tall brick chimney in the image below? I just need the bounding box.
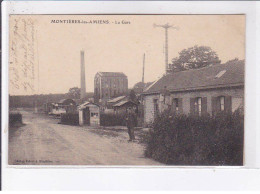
[80,50,86,99]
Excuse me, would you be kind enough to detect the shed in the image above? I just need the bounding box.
[49,98,77,115]
[113,100,138,114]
[106,95,127,109]
[78,102,100,126]
[49,103,66,115]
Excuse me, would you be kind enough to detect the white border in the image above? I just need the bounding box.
[2,0,260,190]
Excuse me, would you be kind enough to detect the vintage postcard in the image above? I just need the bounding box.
[8,14,245,166]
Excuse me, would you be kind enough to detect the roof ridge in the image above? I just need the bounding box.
[97,72,127,77]
[143,76,162,92]
[168,63,230,76]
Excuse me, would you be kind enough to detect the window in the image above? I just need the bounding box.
[215,70,227,78]
[232,97,243,112]
[153,99,159,116]
[173,98,179,112]
[195,97,202,116]
[113,79,116,88]
[220,96,225,111]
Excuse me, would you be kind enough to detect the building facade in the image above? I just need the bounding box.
[142,61,244,124]
[94,72,128,105]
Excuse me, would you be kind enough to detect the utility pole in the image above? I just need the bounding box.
[142,53,145,83]
[154,23,178,74]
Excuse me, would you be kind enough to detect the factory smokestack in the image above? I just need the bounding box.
[80,50,86,99]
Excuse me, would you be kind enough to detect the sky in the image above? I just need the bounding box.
[9,15,245,95]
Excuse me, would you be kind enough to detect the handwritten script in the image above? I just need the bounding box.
[10,17,37,95]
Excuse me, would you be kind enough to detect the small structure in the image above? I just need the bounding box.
[49,103,65,115]
[78,101,100,126]
[113,100,138,115]
[49,98,77,115]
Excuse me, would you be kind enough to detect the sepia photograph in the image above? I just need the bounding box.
[8,14,245,166]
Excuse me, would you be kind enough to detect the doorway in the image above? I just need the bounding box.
[83,107,90,125]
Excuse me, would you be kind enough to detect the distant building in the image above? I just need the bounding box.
[142,61,244,124]
[46,98,77,115]
[94,72,128,105]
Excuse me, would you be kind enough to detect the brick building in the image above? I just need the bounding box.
[142,61,244,124]
[94,72,128,105]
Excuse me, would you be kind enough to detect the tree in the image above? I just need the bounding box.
[132,81,154,94]
[168,45,221,73]
[67,87,80,99]
[129,89,138,103]
[224,58,244,66]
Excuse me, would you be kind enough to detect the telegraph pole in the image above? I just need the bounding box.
[154,23,178,74]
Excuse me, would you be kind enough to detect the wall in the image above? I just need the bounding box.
[94,74,128,104]
[143,87,244,124]
[144,94,160,124]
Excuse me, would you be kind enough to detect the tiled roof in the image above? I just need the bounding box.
[78,101,99,110]
[113,100,137,107]
[97,72,127,77]
[143,61,244,94]
[107,96,126,103]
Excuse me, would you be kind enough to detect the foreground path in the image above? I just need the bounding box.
[9,110,161,165]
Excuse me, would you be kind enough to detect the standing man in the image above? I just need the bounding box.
[126,107,137,142]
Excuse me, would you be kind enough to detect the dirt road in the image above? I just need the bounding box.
[8,110,161,165]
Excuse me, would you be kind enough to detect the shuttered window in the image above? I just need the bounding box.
[201,97,207,116]
[178,98,183,114]
[224,96,232,113]
[172,98,179,112]
[153,99,159,116]
[172,98,183,114]
[190,98,195,115]
[191,97,207,116]
[212,96,232,115]
[175,99,179,111]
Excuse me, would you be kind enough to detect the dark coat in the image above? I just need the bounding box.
[126,112,137,128]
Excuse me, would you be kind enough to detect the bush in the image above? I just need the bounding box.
[144,111,244,165]
[100,113,126,126]
[60,113,79,126]
[9,113,23,127]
